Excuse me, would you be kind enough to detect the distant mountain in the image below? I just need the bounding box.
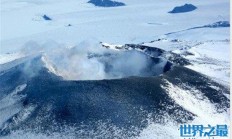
[169,4,197,13]
[204,21,230,28]
[88,0,125,7]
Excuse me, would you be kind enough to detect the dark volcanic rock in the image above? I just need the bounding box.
[88,0,125,7]
[169,4,197,13]
[43,15,52,20]
[204,21,230,28]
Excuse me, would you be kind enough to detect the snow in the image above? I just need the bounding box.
[0,84,27,128]
[138,79,230,139]
[161,80,229,124]
[184,41,230,85]
[166,28,229,41]
[41,55,60,75]
[0,0,229,53]
[101,42,124,51]
[0,0,230,138]
[149,40,230,85]
[0,53,25,64]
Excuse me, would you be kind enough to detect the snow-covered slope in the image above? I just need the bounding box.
[144,39,230,84]
[0,0,230,138]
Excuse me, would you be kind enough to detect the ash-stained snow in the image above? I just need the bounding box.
[0,84,27,128]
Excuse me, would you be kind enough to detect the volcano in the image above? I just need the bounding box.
[0,45,229,138]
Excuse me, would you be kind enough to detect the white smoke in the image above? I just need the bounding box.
[20,40,166,80]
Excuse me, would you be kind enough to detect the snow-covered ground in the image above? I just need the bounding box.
[144,38,230,86]
[1,0,230,83]
[0,0,229,52]
[184,40,230,86]
[0,0,230,138]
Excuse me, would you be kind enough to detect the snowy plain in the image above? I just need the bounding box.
[1,0,230,82]
[0,0,230,138]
